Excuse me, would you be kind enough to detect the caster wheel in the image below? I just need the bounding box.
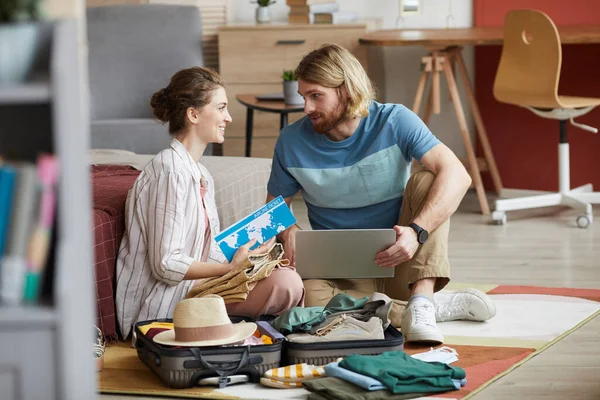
[492,211,507,225]
[576,215,592,229]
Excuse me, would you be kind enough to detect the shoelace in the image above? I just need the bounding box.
[412,302,436,326]
[436,300,470,321]
[316,314,347,336]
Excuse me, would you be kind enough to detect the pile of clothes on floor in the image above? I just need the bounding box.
[261,348,464,399]
[139,292,466,399]
[258,292,465,399]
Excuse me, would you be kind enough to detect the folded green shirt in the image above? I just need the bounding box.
[271,293,369,335]
[339,351,466,394]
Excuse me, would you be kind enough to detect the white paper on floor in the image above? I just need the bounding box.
[438,294,600,342]
[215,383,310,399]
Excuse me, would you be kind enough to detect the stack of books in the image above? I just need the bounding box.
[287,0,358,24]
[0,154,58,305]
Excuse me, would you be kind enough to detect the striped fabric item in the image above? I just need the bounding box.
[259,378,303,389]
[199,183,211,263]
[261,363,326,388]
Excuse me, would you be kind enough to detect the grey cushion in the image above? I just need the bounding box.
[91,119,213,155]
[91,119,170,154]
[87,4,204,120]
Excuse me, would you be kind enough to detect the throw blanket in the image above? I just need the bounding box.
[186,243,287,303]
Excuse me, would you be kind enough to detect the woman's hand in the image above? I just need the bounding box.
[229,239,258,270]
[249,237,276,255]
[229,237,276,270]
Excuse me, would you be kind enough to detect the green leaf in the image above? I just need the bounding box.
[0,0,42,23]
[253,0,275,7]
[282,69,297,81]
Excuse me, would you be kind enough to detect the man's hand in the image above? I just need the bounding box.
[278,224,300,266]
[374,225,419,268]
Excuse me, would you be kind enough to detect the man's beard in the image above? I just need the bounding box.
[310,99,348,135]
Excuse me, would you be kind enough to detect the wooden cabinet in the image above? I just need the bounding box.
[218,23,369,158]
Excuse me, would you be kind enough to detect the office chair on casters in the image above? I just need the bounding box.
[491,9,600,228]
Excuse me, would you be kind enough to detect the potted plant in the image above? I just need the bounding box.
[282,69,303,105]
[0,0,43,84]
[253,0,275,24]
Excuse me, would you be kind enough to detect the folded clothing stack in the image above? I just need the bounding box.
[270,292,395,344]
[261,347,466,399]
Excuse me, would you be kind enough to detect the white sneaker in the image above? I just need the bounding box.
[434,288,496,322]
[401,297,443,344]
[286,315,384,343]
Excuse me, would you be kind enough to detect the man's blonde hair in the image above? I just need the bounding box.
[295,44,376,119]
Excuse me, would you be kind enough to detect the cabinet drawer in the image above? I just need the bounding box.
[219,27,367,83]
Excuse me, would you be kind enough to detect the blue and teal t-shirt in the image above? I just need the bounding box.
[267,101,440,230]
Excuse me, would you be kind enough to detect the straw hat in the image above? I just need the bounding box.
[153,295,257,347]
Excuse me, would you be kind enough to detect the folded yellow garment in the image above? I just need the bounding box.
[137,322,174,335]
[263,363,327,383]
[186,243,288,302]
[221,292,250,304]
[260,377,303,389]
[259,335,273,345]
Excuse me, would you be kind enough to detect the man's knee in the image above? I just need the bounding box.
[404,170,436,213]
[303,279,337,307]
[408,170,435,192]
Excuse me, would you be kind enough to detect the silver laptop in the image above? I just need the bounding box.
[295,229,396,279]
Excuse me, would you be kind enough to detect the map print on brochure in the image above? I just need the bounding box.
[215,196,297,262]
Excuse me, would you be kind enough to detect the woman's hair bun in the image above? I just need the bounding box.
[150,88,171,123]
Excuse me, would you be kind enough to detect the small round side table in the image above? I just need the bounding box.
[236,94,304,157]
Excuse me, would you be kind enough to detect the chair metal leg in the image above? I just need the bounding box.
[499,188,551,198]
[559,121,570,192]
[561,193,595,228]
[568,192,600,204]
[494,193,562,212]
[560,193,592,215]
[571,183,593,193]
[492,120,599,227]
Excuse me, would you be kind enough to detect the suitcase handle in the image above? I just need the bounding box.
[187,347,263,388]
[193,367,261,387]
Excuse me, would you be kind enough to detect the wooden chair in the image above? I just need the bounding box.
[492,9,600,228]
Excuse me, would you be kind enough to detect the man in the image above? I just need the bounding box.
[267,44,495,343]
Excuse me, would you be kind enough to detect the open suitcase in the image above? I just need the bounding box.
[282,324,405,366]
[134,318,282,389]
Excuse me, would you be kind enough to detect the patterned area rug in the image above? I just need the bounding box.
[98,283,600,399]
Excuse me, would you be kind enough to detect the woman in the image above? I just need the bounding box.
[115,67,305,340]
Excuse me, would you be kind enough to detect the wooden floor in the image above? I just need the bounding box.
[432,192,600,400]
[101,191,600,400]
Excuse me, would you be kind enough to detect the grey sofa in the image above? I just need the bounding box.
[87,4,212,155]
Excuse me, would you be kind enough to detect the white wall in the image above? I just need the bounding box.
[232,0,475,157]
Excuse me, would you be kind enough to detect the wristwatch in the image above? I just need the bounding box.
[408,222,429,244]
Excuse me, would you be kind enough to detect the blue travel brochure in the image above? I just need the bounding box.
[215,196,296,262]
